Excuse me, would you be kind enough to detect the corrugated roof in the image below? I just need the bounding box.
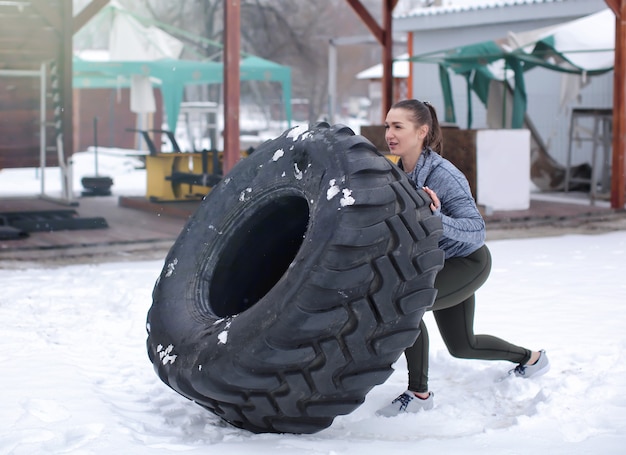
[395,0,564,19]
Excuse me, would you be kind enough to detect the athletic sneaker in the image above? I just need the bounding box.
[376,391,434,417]
[511,349,550,378]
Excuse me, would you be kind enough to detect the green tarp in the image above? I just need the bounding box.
[73,2,292,131]
[406,9,615,128]
[73,56,292,132]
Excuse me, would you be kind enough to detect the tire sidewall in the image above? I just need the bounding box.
[149,124,364,369]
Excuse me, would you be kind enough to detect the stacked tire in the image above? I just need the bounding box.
[146,123,444,434]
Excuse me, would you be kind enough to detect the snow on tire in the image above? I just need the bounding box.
[146,122,444,434]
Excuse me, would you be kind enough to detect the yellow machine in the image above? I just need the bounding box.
[136,113,394,203]
[134,102,259,202]
[146,151,219,202]
[129,124,251,202]
[145,149,247,202]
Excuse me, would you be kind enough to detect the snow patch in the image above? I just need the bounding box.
[287,125,311,141]
[272,149,285,161]
[340,189,355,206]
[25,399,71,423]
[208,224,223,234]
[294,163,303,180]
[157,344,177,365]
[217,319,234,345]
[327,179,341,200]
[239,187,253,202]
[327,178,355,207]
[164,258,178,277]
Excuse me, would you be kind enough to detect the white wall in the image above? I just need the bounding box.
[476,129,531,211]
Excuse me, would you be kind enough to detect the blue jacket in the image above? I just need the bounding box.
[404,149,486,259]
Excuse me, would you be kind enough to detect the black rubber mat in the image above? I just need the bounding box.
[0,210,108,233]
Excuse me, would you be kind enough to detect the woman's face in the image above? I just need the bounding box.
[384,108,427,159]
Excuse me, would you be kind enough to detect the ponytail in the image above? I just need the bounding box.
[423,102,443,154]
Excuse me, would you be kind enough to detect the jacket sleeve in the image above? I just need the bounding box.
[430,166,486,245]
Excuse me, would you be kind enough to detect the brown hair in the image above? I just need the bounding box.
[391,99,443,154]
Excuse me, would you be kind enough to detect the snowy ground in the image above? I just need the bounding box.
[2,148,626,454]
[0,147,147,199]
[1,232,625,454]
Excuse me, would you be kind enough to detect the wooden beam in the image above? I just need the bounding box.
[606,0,620,16]
[60,0,73,161]
[73,0,110,34]
[345,0,398,122]
[609,0,626,209]
[381,0,393,121]
[345,0,384,44]
[223,0,241,174]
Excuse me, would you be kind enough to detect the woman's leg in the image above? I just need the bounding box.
[432,245,491,312]
[433,294,531,364]
[397,245,539,408]
[406,319,429,393]
[403,245,491,392]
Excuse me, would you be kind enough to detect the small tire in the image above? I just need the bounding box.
[81,176,113,196]
[146,123,444,434]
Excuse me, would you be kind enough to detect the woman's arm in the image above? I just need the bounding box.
[427,165,485,245]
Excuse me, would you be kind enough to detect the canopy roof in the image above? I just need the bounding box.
[73,55,293,131]
[407,8,615,128]
[73,1,292,131]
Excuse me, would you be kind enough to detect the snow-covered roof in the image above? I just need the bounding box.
[395,0,565,19]
[393,0,605,33]
[356,54,409,80]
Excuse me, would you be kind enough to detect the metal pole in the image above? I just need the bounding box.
[328,39,337,124]
[94,117,99,176]
[40,62,47,196]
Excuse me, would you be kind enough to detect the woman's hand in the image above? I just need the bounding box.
[423,186,440,213]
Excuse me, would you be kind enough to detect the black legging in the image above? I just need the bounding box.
[405,245,532,393]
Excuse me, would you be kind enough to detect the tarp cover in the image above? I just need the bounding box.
[73,1,292,131]
[406,9,615,128]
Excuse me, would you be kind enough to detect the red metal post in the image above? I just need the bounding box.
[223,0,241,175]
[611,2,626,209]
[345,0,398,122]
[61,0,73,160]
[381,0,394,121]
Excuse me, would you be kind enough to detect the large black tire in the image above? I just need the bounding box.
[146,123,444,434]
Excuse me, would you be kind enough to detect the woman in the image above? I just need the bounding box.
[377,99,549,417]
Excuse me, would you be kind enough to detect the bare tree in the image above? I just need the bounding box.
[92,0,385,123]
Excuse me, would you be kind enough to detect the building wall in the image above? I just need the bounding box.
[73,88,164,154]
[395,0,610,167]
[0,73,57,169]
